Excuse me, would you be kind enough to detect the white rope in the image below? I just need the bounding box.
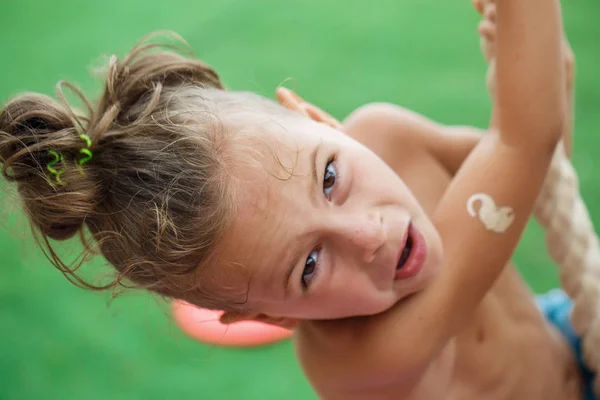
[533,141,600,393]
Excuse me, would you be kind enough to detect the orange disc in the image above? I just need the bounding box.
[171,300,293,347]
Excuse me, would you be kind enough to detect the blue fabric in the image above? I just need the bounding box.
[536,289,596,400]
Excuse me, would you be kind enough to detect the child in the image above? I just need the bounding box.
[0,0,590,398]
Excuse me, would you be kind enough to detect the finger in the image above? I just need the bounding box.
[484,4,496,22]
[304,103,343,130]
[478,20,496,41]
[276,87,309,116]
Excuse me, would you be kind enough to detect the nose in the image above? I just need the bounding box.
[335,211,385,263]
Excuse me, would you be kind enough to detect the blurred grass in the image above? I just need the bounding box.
[0,0,599,399]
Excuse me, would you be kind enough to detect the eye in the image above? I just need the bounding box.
[323,158,337,199]
[302,249,319,289]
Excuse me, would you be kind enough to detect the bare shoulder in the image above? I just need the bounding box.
[342,103,484,175]
[342,103,430,169]
[295,313,455,400]
[294,317,421,399]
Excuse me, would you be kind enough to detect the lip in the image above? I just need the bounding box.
[394,223,427,280]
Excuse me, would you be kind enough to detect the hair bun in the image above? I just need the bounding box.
[0,90,97,241]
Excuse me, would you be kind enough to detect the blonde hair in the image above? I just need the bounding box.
[0,32,280,309]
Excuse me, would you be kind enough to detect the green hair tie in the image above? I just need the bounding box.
[47,150,65,185]
[78,134,93,166]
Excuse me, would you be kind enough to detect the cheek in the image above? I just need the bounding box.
[321,277,395,314]
[353,158,405,200]
[315,295,394,319]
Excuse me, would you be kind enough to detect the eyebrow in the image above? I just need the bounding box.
[311,143,319,205]
[283,144,320,297]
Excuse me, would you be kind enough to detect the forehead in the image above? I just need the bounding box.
[209,117,323,301]
[224,118,309,199]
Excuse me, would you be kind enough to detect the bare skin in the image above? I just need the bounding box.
[292,2,582,399]
[211,0,579,398]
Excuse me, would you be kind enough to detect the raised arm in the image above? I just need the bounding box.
[430,0,565,325]
[365,0,566,377]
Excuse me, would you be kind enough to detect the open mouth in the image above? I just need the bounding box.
[394,223,427,280]
[396,234,413,270]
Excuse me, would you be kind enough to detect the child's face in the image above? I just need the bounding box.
[214,113,443,322]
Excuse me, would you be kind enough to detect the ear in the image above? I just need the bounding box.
[220,311,299,330]
[275,87,343,130]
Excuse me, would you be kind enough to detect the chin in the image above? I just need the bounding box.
[395,263,437,301]
[395,286,423,303]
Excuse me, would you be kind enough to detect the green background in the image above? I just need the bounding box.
[1,0,599,399]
